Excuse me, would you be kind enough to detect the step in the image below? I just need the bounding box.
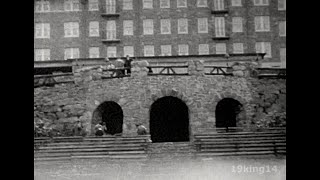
[200,143,286,149]
[41,140,146,147]
[34,136,150,143]
[194,131,285,137]
[35,147,145,153]
[37,144,144,150]
[34,157,72,161]
[35,152,109,157]
[35,150,146,157]
[199,147,286,153]
[194,134,286,139]
[108,154,148,159]
[197,151,279,157]
[198,139,286,145]
[84,136,150,141]
[108,151,145,155]
[196,136,286,142]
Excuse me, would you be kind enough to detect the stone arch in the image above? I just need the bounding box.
[209,92,248,127]
[91,101,124,135]
[149,95,190,142]
[215,98,243,128]
[150,88,189,103]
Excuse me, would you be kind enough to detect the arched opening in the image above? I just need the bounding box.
[92,101,123,135]
[215,98,243,128]
[150,96,189,142]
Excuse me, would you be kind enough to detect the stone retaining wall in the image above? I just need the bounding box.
[34,60,286,137]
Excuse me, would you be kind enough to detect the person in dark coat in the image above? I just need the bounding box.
[102,122,107,135]
[124,55,133,75]
[94,122,104,136]
[73,120,83,136]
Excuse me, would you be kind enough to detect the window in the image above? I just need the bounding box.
[106,21,117,40]
[106,0,116,14]
[232,0,242,6]
[107,46,117,57]
[197,0,207,7]
[123,20,133,36]
[123,0,133,10]
[64,48,79,60]
[124,46,134,57]
[278,0,286,10]
[35,23,50,38]
[215,43,226,54]
[232,17,243,32]
[89,47,100,58]
[64,22,79,37]
[254,0,269,6]
[198,44,209,55]
[280,48,286,68]
[214,0,224,11]
[177,0,187,8]
[279,21,286,37]
[160,0,170,8]
[178,44,189,55]
[178,18,188,34]
[35,0,50,12]
[161,45,172,56]
[64,0,80,11]
[89,21,99,37]
[233,43,244,54]
[35,49,50,61]
[143,0,153,9]
[256,42,272,58]
[215,17,225,37]
[161,19,171,34]
[255,16,270,32]
[198,18,208,33]
[89,0,99,11]
[144,45,154,56]
[143,19,154,35]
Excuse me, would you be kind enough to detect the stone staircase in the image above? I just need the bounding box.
[194,129,286,157]
[34,130,286,161]
[147,142,196,159]
[34,135,150,161]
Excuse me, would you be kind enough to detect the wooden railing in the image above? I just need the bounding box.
[34,73,74,88]
[257,68,286,79]
[204,66,233,76]
[147,65,189,76]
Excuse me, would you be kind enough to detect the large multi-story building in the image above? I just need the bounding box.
[34,0,286,66]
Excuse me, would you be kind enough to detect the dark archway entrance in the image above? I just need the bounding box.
[215,98,243,128]
[92,101,123,135]
[150,96,189,142]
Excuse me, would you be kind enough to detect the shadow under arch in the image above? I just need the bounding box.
[215,98,243,128]
[150,96,189,142]
[92,101,123,135]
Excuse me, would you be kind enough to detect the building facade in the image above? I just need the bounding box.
[34,0,286,66]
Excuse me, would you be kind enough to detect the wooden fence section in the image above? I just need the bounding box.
[204,66,233,76]
[34,73,74,88]
[257,68,286,79]
[147,65,189,76]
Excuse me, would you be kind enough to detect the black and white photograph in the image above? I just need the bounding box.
[34,0,286,179]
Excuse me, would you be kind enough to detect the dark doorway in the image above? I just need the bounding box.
[150,96,189,142]
[215,98,243,128]
[94,101,123,135]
